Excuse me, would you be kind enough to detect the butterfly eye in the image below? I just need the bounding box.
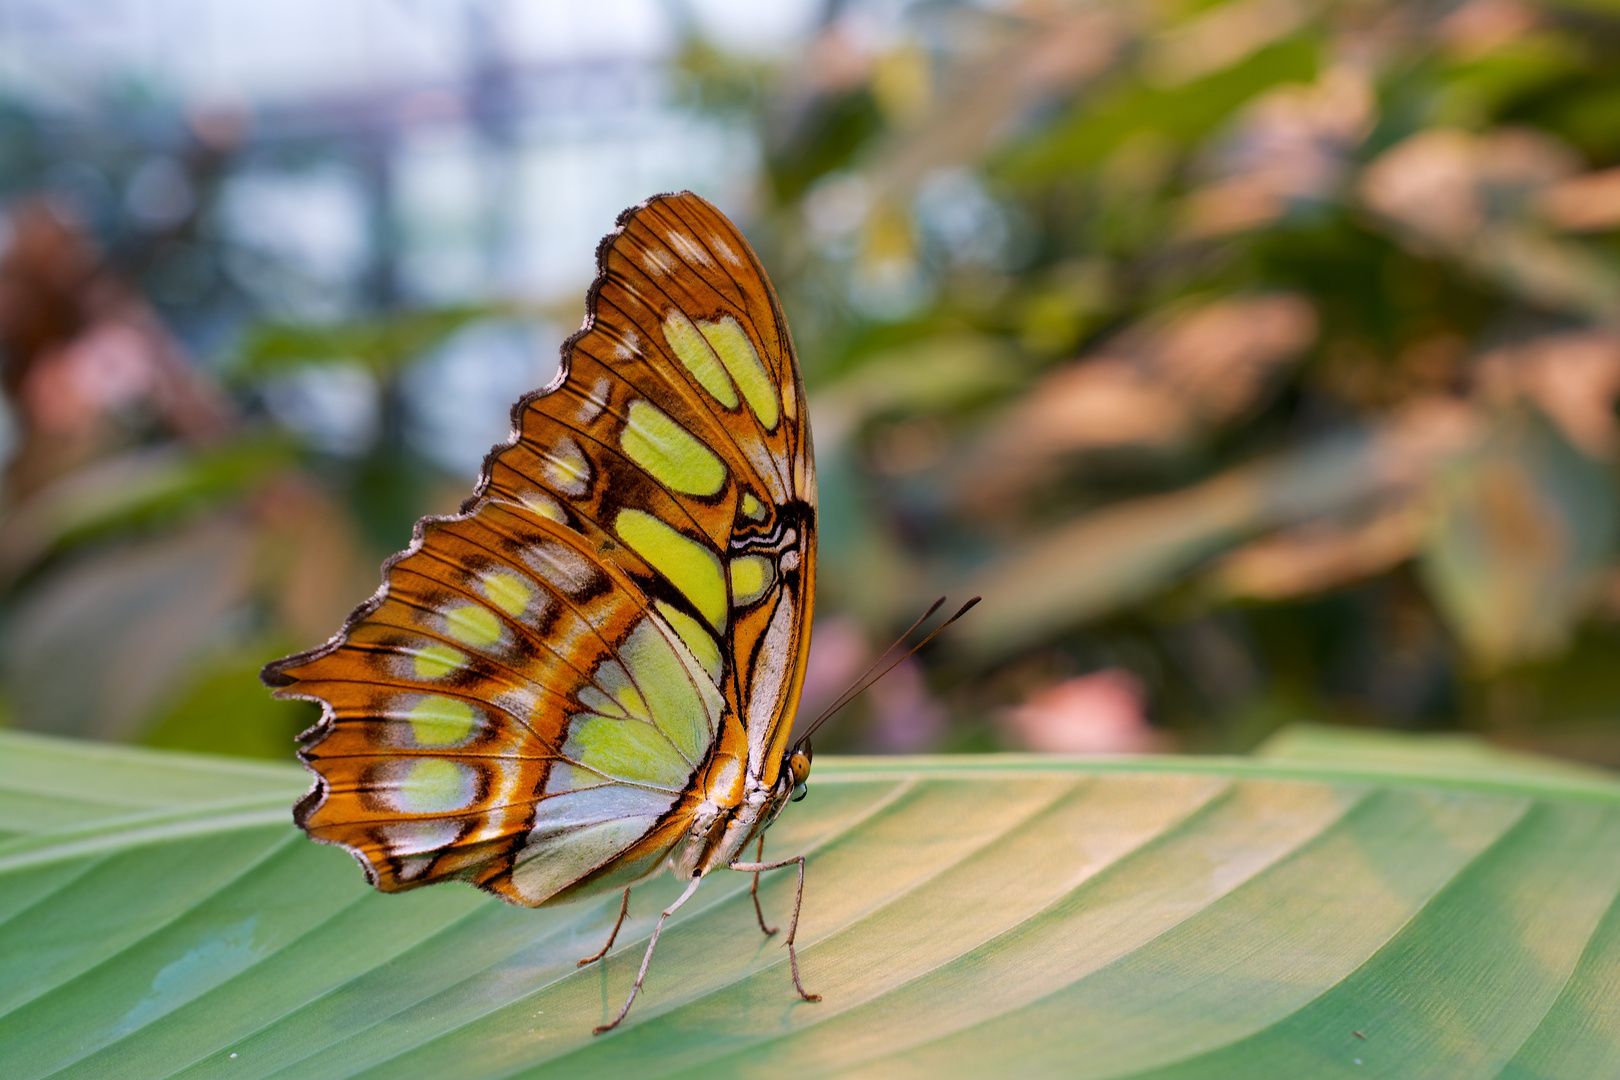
[788,747,812,787]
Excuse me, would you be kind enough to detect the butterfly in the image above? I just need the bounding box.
[262,191,823,1034]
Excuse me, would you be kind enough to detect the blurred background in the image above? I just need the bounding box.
[2,0,1619,765]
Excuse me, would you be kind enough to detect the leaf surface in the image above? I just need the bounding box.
[1,729,1616,1079]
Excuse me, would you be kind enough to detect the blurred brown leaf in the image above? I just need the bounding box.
[960,468,1265,656]
[1359,128,1620,319]
[1151,294,1319,412]
[959,397,1481,656]
[1538,167,1620,233]
[1207,327,1620,605]
[1360,128,1577,249]
[1208,501,1424,601]
[964,293,1317,500]
[1180,65,1374,238]
[1438,0,1544,59]
[1419,409,1617,670]
[1472,332,1620,458]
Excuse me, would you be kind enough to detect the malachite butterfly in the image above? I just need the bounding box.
[262,191,822,1033]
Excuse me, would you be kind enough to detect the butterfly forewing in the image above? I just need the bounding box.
[265,191,815,908]
[487,193,816,782]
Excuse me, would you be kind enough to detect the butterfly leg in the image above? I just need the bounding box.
[593,873,704,1035]
[749,836,778,936]
[728,854,821,1003]
[577,886,632,967]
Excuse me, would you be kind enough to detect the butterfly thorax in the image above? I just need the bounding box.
[668,713,797,879]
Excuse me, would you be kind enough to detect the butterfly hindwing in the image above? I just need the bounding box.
[268,503,722,902]
[265,191,815,907]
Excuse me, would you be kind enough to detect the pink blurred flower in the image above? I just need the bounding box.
[795,616,947,752]
[23,321,158,436]
[796,617,869,727]
[1001,669,1168,754]
[866,658,946,753]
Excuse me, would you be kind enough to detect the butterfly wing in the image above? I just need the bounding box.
[264,191,815,906]
[491,193,817,790]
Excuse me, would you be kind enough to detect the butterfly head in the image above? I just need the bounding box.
[787,740,813,802]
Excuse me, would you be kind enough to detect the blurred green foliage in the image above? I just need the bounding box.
[230,306,494,379]
[728,0,1620,761]
[3,0,1620,766]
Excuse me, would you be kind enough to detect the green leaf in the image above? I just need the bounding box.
[230,306,497,378]
[0,438,297,583]
[2,729,1617,1079]
[141,647,320,761]
[998,37,1319,185]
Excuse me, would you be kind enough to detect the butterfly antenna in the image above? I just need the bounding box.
[801,596,981,742]
[807,596,944,729]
